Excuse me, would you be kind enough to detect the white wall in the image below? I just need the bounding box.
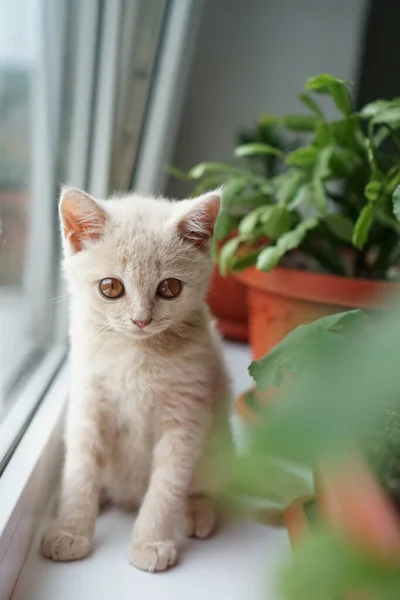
[167,0,368,197]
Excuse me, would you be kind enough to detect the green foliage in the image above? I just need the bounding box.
[171,73,400,280]
[256,218,318,271]
[279,527,400,600]
[223,307,400,598]
[249,310,365,391]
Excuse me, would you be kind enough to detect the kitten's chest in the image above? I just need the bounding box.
[98,344,172,434]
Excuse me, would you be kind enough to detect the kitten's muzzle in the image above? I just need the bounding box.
[131,318,153,329]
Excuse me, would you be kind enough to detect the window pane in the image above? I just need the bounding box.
[109,0,167,191]
[0,0,66,420]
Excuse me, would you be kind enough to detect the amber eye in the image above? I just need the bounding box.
[99,278,125,299]
[156,278,182,299]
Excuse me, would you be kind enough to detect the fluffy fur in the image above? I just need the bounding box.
[41,188,232,571]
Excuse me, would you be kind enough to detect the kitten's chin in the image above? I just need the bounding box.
[113,323,164,340]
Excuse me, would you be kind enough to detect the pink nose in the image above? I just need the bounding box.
[131,318,152,329]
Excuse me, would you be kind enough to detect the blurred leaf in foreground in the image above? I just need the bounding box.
[244,303,400,468]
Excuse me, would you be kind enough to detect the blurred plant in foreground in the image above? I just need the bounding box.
[222,304,400,599]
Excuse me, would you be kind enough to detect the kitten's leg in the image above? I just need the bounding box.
[41,395,114,561]
[185,415,233,539]
[129,415,207,572]
[185,494,216,539]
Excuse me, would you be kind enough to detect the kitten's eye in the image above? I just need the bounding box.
[156,278,182,299]
[99,278,125,299]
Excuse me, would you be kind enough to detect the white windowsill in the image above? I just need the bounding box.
[2,342,290,600]
[13,509,289,600]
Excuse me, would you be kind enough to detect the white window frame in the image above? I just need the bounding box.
[0,1,204,597]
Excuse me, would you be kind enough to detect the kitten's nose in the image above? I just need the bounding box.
[131,318,152,329]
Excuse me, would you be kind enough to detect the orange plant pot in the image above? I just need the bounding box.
[284,458,400,600]
[234,266,398,360]
[284,498,314,546]
[206,267,248,342]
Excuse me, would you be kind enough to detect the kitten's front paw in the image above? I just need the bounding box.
[185,495,216,539]
[129,540,178,572]
[41,524,91,562]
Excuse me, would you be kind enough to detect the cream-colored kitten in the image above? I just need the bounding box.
[41,187,232,572]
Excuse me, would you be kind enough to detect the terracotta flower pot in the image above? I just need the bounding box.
[284,496,316,546]
[284,458,400,600]
[285,457,400,550]
[206,267,248,342]
[234,266,398,360]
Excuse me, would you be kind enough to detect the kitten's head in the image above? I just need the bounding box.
[59,187,221,339]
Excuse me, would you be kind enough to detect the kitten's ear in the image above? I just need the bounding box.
[176,191,221,248]
[59,186,107,253]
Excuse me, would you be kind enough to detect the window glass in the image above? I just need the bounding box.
[109,0,167,191]
[0,0,68,419]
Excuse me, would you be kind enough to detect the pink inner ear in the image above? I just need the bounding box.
[177,193,221,248]
[60,187,106,253]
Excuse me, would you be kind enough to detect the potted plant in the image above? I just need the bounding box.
[181,73,400,357]
[226,307,400,599]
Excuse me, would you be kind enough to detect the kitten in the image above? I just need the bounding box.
[41,187,232,572]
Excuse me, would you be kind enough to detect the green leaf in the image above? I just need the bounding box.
[305,73,347,91]
[364,180,382,203]
[329,146,362,177]
[281,114,317,132]
[274,217,318,250]
[373,126,390,147]
[372,107,400,125]
[309,179,328,212]
[262,204,292,238]
[279,527,400,600]
[218,238,241,276]
[386,170,400,195]
[231,250,260,271]
[298,93,324,119]
[274,171,304,205]
[287,184,309,211]
[330,116,360,145]
[258,114,281,127]
[189,162,238,179]
[313,146,333,180]
[375,209,400,235]
[314,122,334,147]
[221,178,247,202]
[305,74,352,116]
[230,194,270,209]
[393,184,400,223]
[234,143,283,158]
[238,206,266,237]
[259,182,274,194]
[214,207,234,242]
[359,99,394,118]
[255,245,282,272]
[352,203,374,249]
[249,310,365,391]
[324,213,354,242]
[330,83,352,116]
[256,218,318,272]
[286,147,318,166]
[164,164,193,181]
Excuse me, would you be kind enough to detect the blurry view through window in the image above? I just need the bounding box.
[0,0,40,408]
[0,0,68,422]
